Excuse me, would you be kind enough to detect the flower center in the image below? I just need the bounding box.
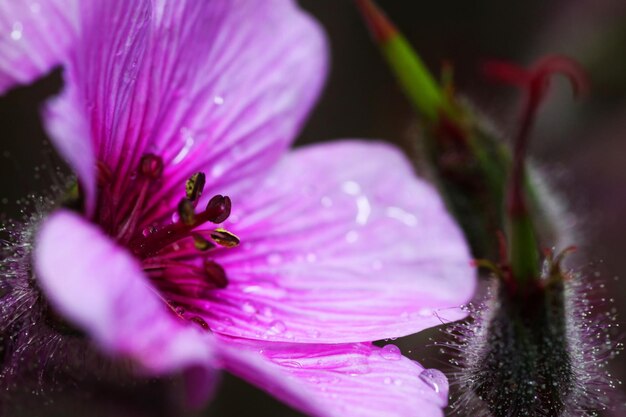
[96,154,239,331]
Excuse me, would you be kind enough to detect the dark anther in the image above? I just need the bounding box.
[210,228,240,248]
[204,260,228,289]
[192,232,215,251]
[206,195,231,224]
[186,172,206,202]
[177,198,196,226]
[190,316,210,331]
[140,154,164,179]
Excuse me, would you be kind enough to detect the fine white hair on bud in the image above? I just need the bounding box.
[442,269,622,417]
[0,185,137,413]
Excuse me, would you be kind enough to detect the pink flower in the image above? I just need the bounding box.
[1,1,476,416]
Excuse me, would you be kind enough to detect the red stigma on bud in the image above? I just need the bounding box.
[483,55,589,216]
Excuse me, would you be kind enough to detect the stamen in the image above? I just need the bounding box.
[192,232,215,251]
[131,193,233,258]
[203,260,228,289]
[185,172,206,203]
[205,195,231,224]
[178,198,196,226]
[115,154,164,242]
[145,259,229,295]
[209,228,240,248]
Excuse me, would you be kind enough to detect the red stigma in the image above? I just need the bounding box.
[483,55,589,216]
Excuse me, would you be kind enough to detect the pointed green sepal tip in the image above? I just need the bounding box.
[354,0,450,122]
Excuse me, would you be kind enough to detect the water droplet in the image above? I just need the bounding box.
[385,206,418,227]
[173,128,195,164]
[261,306,274,318]
[142,225,156,237]
[308,329,321,339]
[355,196,371,225]
[266,320,286,336]
[242,301,257,315]
[174,306,186,316]
[320,196,333,208]
[211,162,226,178]
[345,230,359,243]
[419,368,449,401]
[267,253,282,265]
[10,22,23,41]
[380,344,402,361]
[213,95,224,105]
[383,377,392,385]
[342,180,361,195]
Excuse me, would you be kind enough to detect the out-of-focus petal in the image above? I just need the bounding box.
[202,141,476,343]
[43,0,328,222]
[0,0,78,94]
[217,336,447,417]
[34,209,215,374]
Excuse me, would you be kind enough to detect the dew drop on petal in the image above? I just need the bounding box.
[267,253,282,265]
[308,329,321,339]
[345,230,359,243]
[380,344,402,361]
[10,22,23,41]
[419,368,449,401]
[266,320,286,336]
[142,225,156,237]
[242,301,257,315]
[383,376,392,385]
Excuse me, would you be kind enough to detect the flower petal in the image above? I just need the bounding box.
[217,337,447,417]
[207,141,476,343]
[43,0,328,221]
[0,0,78,94]
[34,209,215,374]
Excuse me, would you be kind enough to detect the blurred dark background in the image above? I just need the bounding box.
[1,0,625,416]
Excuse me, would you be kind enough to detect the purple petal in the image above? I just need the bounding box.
[0,0,78,94]
[34,209,216,374]
[43,0,328,221]
[217,337,447,417]
[43,0,152,214]
[206,140,476,343]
